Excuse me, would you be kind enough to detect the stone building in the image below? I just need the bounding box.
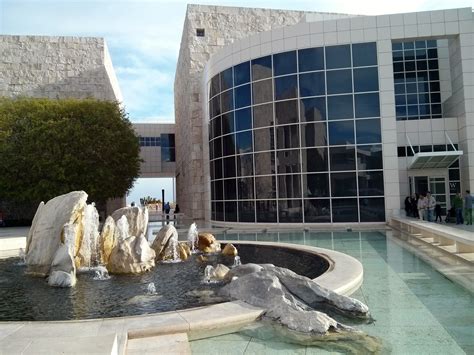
[176,5,474,224]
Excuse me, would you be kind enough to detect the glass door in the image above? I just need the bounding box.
[429,177,447,214]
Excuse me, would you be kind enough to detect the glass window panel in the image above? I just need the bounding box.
[352,42,377,67]
[418,93,430,104]
[397,146,406,157]
[392,42,403,50]
[417,60,428,70]
[431,92,441,103]
[358,171,384,196]
[211,95,221,118]
[254,127,274,152]
[275,100,298,125]
[330,146,356,171]
[417,71,428,82]
[426,40,437,48]
[353,67,379,92]
[221,90,234,113]
[215,202,224,221]
[214,138,222,159]
[356,119,381,144]
[215,180,223,200]
[224,201,237,222]
[416,49,427,59]
[234,84,251,109]
[210,160,215,179]
[328,121,355,145]
[449,169,460,181]
[252,79,273,104]
[238,177,255,199]
[359,197,385,222]
[304,199,331,223]
[278,199,303,223]
[395,107,406,120]
[256,200,277,222]
[254,152,275,175]
[392,51,403,62]
[331,172,357,196]
[278,174,302,199]
[299,72,325,97]
[395,95,406,105]
[430,81,440,92]
[406,94,418,105]
[255,176,276,199]
[274,75,298,101]
[327,69,352,94]
[394,84,405,94]
[405,72,416,83]
[326,45,351,69]
[273,51,297,76]
[393,62,404,72]
[419,104,430,116]
[404,49,415,61]
[222,134,235,156]
[253,103,274,128]
[234,61,250,86]
[236,131,253,154]
[427,48,438,59]
[298,47,324,72]
[277,149,301,174]
[357,144,383,170]
[418,82,429,93]
[213,115,222,138]
[223,156,236,178]
[299,97,326,122]
[429,71,439,81]
[222,112,234,135]
[302,147,328,172]
[332,198,358,222]
[276,125,300,149]
[327,95,353,120]
[304,173,329,197]
[211,181,215,200]
[404,61,416,71]
[428,59,439,70]
[235,107,252,132]
[301,122,328,147]
[236,153,254,177]
[238,201,255,222]
[394,73,404,84]
[210,74,220,97]
[220,68,233,91]
[224,179,237,200]
[355,93,380,118]
[252,56,272,81]
[415,40,426,49]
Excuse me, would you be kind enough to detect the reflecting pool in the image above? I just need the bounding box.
[190,229,473,354]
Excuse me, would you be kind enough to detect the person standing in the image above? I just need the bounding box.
[404,196,412,217]
[464,190,473,225]
[453,192,464,225]
[426,192,436,222]
[434,202,442,222]
[418,194,426,220]
[411,193,419,219]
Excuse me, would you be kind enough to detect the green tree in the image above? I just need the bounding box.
[0,98,141,206]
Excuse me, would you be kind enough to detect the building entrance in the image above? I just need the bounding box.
[409,176,448,214]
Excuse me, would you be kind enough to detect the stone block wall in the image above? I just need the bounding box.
[0,35,122,102]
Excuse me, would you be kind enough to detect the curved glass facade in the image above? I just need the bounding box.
[208,42,385,223]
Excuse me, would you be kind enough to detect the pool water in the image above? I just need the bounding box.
[190,229,474,354]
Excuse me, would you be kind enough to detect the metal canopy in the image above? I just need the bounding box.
[408,150,463,169]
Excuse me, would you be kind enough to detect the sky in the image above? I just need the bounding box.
[1,0,472,201]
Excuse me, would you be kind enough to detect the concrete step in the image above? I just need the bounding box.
[127,333,190,355]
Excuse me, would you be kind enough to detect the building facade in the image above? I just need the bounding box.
[175,5,474,224]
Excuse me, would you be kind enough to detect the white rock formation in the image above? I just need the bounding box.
[98,216,117,265]
[151,225,179,261]
[76,203,100,267]
[107,235,156,274]
[111,206,148,240]
[220,265,371,335]
[26,191,88,276]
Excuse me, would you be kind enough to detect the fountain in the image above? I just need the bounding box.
[203,265,214,283]
[187,222,198,253]
[146,282,157,295]
[232,255,241,268]
[93,267,110,280]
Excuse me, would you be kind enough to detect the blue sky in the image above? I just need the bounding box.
[1,0,471,123]
[1,0,471,203]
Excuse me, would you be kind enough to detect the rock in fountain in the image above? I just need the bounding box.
[203,264,230,283]
[99,216,117,265]
[198,232,221,253]
[222,243,238,257]
[151,225,181,261]
[111,206,148,240]
[107,234,155,274]
[187,222,198,252]
[220,264,370,335]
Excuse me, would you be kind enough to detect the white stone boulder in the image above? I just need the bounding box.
[75,203,100,268]
[151,225,178,261]
[26,191,88,276]
[107,235,156,274]
[111,206,148,240]
[98,216,117,265]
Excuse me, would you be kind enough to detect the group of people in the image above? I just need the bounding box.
[405,190,473,225]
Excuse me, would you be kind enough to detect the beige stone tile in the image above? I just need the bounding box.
[7,320,102,339]
[125,312,189,339]
[127,333,191,355]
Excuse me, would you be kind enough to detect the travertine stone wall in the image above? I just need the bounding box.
[174,4,352,220]
[0,35,122,102]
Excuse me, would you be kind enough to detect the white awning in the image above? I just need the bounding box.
[408,150,463,169]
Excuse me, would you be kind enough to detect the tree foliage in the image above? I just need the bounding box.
[0,98,141,205]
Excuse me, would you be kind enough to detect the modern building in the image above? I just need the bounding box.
[175,5,474,225]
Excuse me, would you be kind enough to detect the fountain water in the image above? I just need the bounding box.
[93,267,110,280]
[146,282,157,295]
[203,265,214,283]
[187,222,198,253]
[16,248,26,266]
[232,255,241,268]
